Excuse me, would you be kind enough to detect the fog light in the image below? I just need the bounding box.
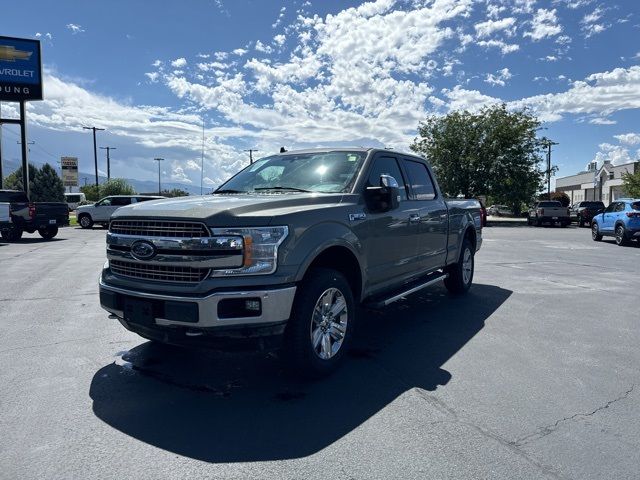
[245,299,261,311]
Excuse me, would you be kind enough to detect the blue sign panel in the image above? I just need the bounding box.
[0,36,43,101]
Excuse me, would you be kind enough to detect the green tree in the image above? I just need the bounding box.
[31,163,65,202]
[4,164,39,194]
[80,184,100,202]
[411,104,544,214]
[161,188,189,198]
[622,169,640,198]
[80,179,135,201]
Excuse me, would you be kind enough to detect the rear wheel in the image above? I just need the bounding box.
[444,238,474,294]
[615,225,629,246]
[78,214,93,229]
[592,222,602,241]
[283,268,355,378]
[1,228,23,241]
[38,226,59,240]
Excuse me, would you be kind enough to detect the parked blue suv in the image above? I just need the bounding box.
[592,199,640,246]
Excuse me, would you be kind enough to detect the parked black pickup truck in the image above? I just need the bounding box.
[99,148,482,376]
[0,190,69,241]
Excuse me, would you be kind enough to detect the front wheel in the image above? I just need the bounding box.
[78,214,93,229]
[592,222,602,241]
[38,226,59,240]
[444,238,474,294]
[283,268,355,378]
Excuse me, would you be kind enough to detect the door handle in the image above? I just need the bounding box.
[409,214,421,223]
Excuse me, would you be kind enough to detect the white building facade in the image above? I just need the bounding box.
[555,160,639,205]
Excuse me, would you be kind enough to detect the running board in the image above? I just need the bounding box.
[365,272,449,309]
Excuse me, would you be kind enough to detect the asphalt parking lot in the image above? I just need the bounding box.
[1,225,639,480]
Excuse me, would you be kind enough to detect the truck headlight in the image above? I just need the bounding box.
[209,226,288,276]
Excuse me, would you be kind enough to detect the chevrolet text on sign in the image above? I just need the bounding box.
[0,36,43,101]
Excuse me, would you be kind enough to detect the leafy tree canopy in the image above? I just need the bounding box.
[410,104,545,214]
[4,163,65,202]
[161,188,190,198]
[622,169,640,198]
[81,178,135,201]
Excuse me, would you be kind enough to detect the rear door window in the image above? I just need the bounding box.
[110,197,132,206]
[632,202,640,211]
[615,203,626,212]
[402,160,436,200]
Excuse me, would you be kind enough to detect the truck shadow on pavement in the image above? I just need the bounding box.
[90,283,511,463]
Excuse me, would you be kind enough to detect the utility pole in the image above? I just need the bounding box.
[540,138,558,200]
[16,140,35,152]
[83,177,88,187]
[244,148,259,164]
[83,126,105,187]
[154,157,164,195]
[99,146,116,180]
[200,119,205,195]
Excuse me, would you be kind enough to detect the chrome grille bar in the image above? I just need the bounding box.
[110,220,209,238]
[110,260,209,283]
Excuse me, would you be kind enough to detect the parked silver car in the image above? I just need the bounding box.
[76,195,164,229]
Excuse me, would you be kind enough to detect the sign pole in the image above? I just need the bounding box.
[19,101,29,198]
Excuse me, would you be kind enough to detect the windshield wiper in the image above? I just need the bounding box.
[253,186,312,193]
[213,189,246,194]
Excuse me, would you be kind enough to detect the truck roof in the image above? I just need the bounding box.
[276,147,426,160]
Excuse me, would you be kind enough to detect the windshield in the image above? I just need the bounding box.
[65,195,82,202]
[216,151,366,194]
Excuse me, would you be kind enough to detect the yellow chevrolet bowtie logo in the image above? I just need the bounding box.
[0,45,33,62]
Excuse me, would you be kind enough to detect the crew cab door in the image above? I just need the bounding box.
[401,158,448,272]
[362,154,420,289]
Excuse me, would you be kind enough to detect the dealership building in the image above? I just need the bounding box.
[555,160,639,205]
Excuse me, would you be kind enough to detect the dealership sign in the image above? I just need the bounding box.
[61,157,79,187]
[0,36,43,101]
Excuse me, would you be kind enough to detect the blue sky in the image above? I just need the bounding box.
[1,0,639,190]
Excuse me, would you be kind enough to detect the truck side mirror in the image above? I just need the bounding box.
[365,174,400,213]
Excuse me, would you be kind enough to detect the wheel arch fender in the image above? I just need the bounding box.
[289,222,366,300]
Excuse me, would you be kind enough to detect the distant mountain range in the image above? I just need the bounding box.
[0,157,211,195]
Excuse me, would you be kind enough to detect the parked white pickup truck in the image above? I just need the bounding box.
[527,201,570,227]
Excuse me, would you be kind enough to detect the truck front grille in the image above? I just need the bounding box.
[110,220,209,238]
[110,260,209,284]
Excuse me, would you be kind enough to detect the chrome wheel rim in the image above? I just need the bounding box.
[616,226,623,244]
[592,224,598,239]
[310,287,348,360]
[80,217,90,227]
[462,248,473,285]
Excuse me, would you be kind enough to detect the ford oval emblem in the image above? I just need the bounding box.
[130,240,157,260]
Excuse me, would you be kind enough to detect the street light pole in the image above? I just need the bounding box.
[99,146,116,181]
[83,126,105,187]
[540,138,558,200]
[154,157,164,195]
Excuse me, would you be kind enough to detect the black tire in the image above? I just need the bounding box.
[283,268,355,379]
[444,238,474,294]
[615,224,629,246]
[592,222,602,241]
[578,219,584,228]
[1,228,23,241]
[78,214,93,229]
[527,217,532,226]
[38,226,58,240]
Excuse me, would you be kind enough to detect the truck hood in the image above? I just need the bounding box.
[111,193,351,225]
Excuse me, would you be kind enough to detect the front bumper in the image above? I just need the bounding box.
[100,279,296,337]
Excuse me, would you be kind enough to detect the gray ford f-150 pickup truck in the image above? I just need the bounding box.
[100,148,482,376]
